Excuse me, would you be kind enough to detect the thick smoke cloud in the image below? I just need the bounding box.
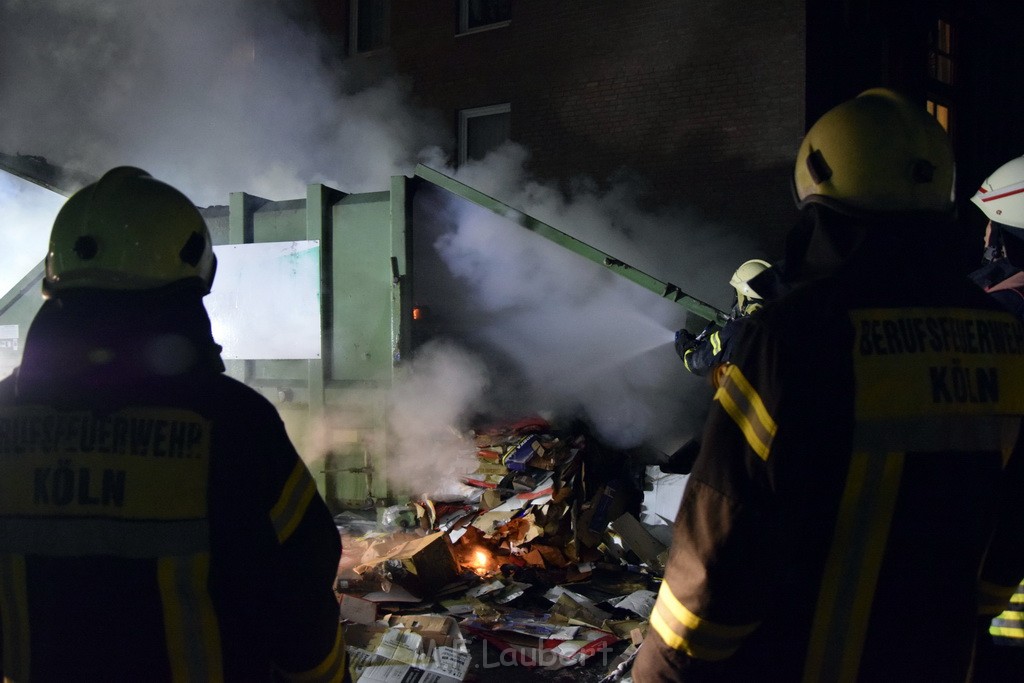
[413,143,749,453]
[385,340,490,499]
[0,0,448,204]
[0,1,755,492]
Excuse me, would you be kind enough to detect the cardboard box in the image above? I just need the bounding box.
[503,434,543,471]
[382,614,461,653]
[339,593,378,625]
[345,613,470,682]
[610,513,668,572]
[354,531,460,597]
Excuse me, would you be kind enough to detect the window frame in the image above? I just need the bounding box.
[349,0,390,55]
[927,18,955,86]
[458,103,511,166]
[457,0,511,36]
[925,18,956,137]
[926,99,951,132]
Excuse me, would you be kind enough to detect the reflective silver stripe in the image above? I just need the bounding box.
[159,555,223,683]
[991,614,1024,640]
[270,462,317,544]
[0,518,209,557]
[0,554,29,680]
[853,415,1019,454]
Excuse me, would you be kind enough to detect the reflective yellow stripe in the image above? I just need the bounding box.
[709,331,723,355]
[0,554,30,680]
[990,583,1024,640]
[271,462,318,544]
[991,625,1024,639]
[803,451,904,683]
[650,581,760,661]
[683,348,695,373]
[279,625,348,683]
[650,608,694,653]
[715,364,776,461]
[158,554,223,683]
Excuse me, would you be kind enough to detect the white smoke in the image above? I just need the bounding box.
[410,143,749,452]
[385,340,490,499]
[0,0,449,204]
[0,0,756,487]
[0,176,63,294]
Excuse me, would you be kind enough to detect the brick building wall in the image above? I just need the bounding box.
[304,0,1024,255]
[334,1,807,248]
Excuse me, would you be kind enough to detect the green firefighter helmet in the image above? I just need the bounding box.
[729,258,770,313]
[44,166,216,297]
[793,88,955,216]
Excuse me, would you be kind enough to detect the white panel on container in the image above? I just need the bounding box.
[206,240,321,360]
[0,173,63,295]
[0,324,18,350]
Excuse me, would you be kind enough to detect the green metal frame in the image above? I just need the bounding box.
[0,152,96,196]
[412,164,729,326]
[1,160,728,512]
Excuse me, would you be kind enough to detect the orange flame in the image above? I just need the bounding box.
[469,547,492,576]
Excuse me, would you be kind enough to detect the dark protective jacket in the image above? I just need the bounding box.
[970,258,1024,322]
[970,248,1024,660]
[679,314,754,379]
[0,291,346,682]
[634,210,1024,682]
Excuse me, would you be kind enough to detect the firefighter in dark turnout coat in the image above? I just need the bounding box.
[970,155,1024,322]
[633,89,1024,682]
[968,155,1024,681]
[675,259,771,383]
[0,168,347,682]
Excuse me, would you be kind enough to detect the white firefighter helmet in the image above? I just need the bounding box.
[729,259,770,313]
[972,155,1024,230]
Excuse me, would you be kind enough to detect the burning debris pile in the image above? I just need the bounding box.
[335,416,674,682]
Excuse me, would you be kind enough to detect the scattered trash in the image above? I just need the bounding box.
[335,416,680,681]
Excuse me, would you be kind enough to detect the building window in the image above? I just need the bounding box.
[926,100,950,131]
[458,0,511,35]
[350,0,389,54]
[458,104,511,165]
[928,19,954,85]
[926,19,955,134]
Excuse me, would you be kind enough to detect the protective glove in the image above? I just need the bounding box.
[674,328,698,361]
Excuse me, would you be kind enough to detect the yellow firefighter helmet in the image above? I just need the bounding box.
[44,167,216,297]
[793,88,955,216]
[729,258,770,313]
[972,155,1024,230]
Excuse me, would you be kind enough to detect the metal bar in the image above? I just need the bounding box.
[0,152,95,196]
[413,164,728,325]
